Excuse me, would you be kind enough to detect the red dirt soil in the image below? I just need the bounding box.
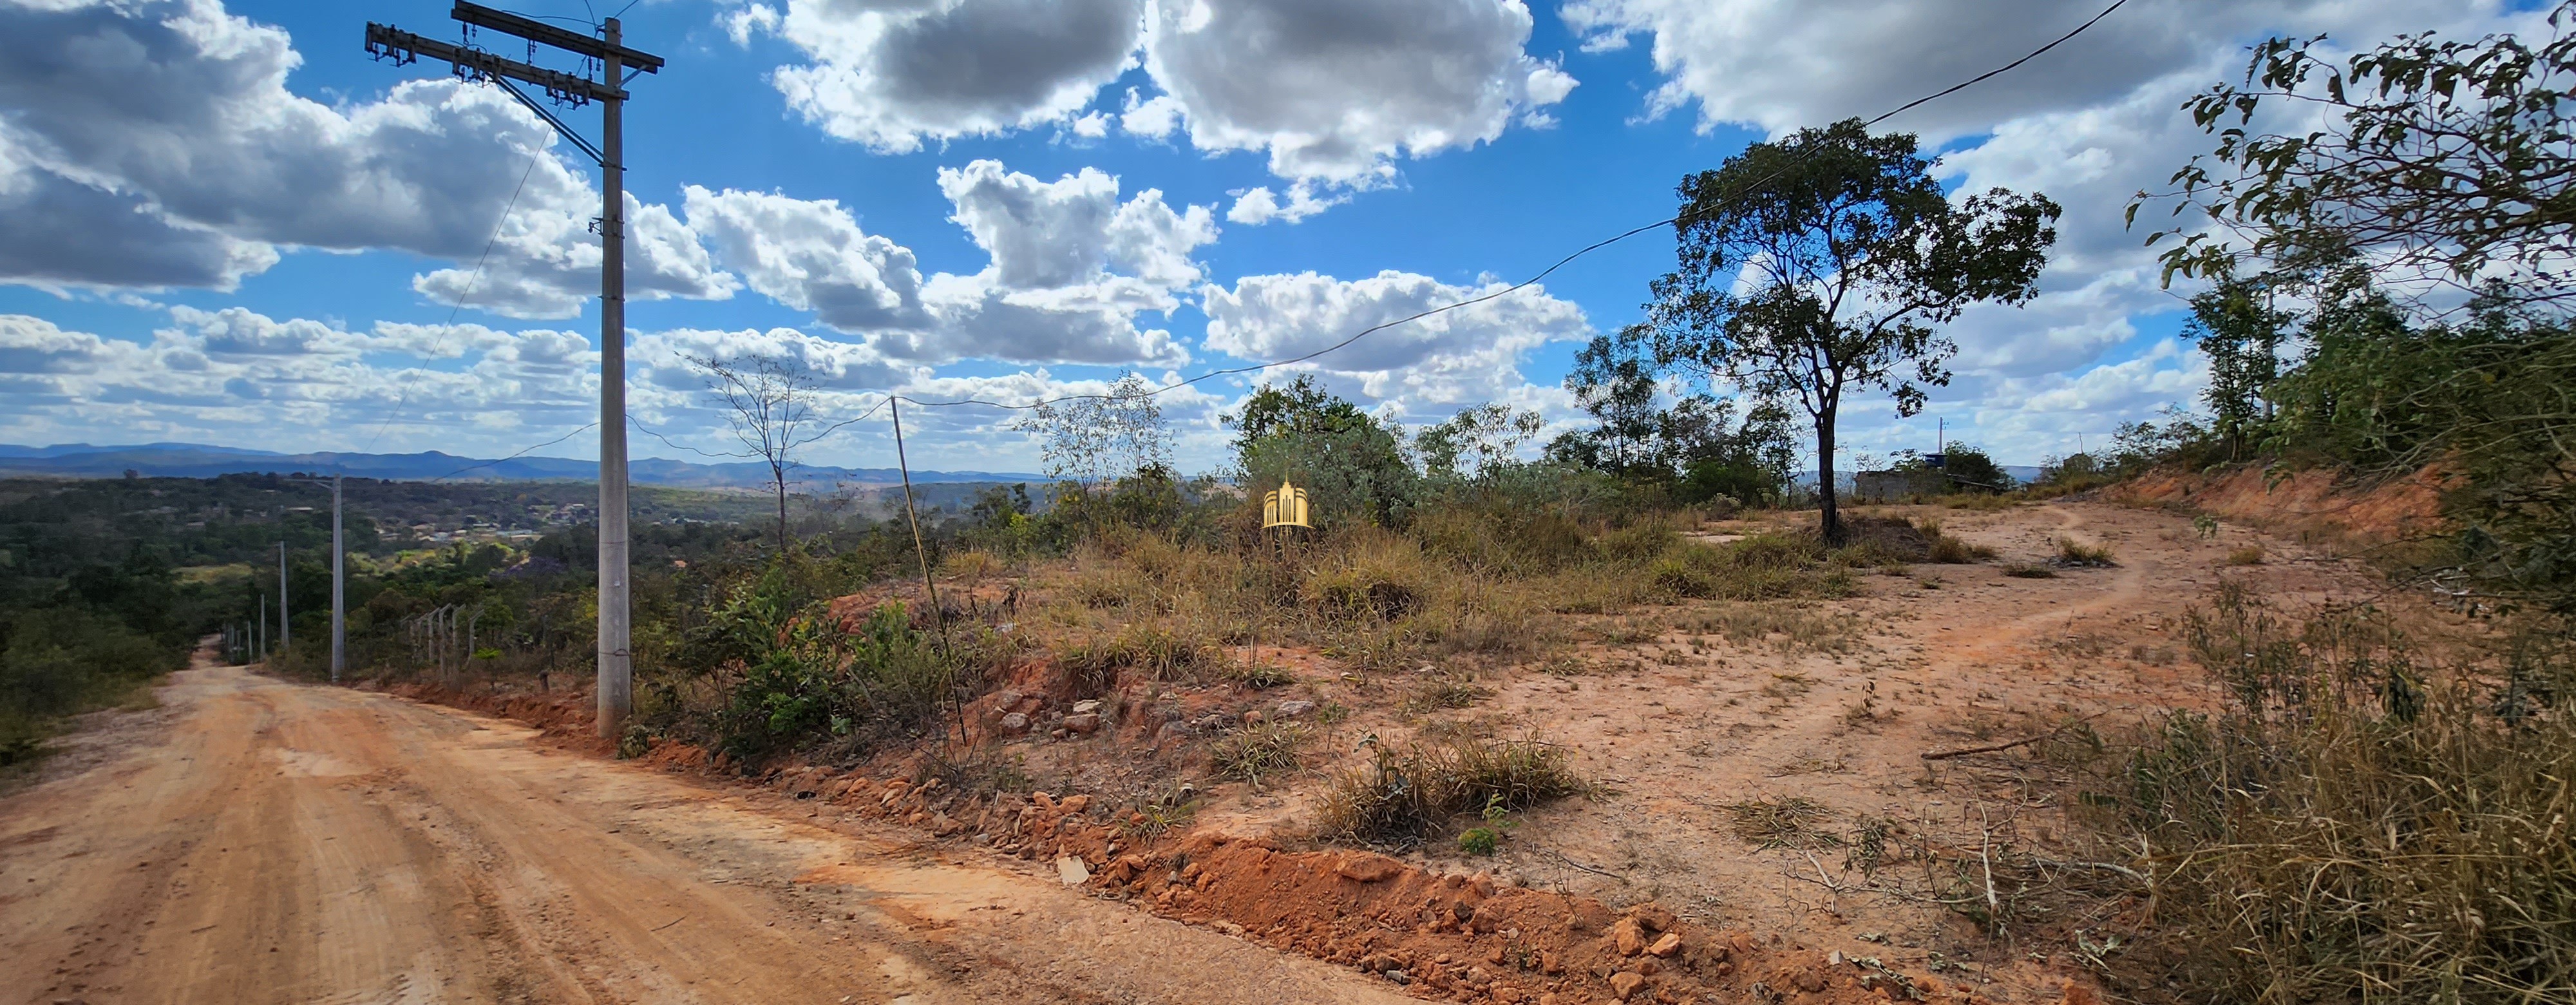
[2109,462,2449,544]
[408,663,2088,1004]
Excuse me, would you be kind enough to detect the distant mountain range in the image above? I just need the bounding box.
[1,442,2051,493]
[1794,465,2047,489]
[0,442,1041,490]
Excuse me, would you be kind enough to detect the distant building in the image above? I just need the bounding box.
[1853,470,1911,502]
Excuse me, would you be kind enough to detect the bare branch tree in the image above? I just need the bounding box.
[690,354,826,555]
[1011,372,1170,493]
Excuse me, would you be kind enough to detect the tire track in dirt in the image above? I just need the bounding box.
[2002,503,2146,635]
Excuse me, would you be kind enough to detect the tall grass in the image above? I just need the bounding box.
[2103,582,2576,1002]
[1318,734,1586,845]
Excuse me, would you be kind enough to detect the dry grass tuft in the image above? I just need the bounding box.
[1641,533,1864,602]
[1689,604,1865,654]
[2003,562,2060,579]
[1057,622,1223,692]
[1940,492,2019,512]
[2089,583,2576,1002]
[1399,675,1492,714]
[1209,722,1307,787]
[940,548,1006,581]
[2054,537,2119,567]
[1725,795,1841,849]
[2224,544,2267,566]
[1226,661,1296,689]
[1913,517,1998,563]
[1304,530,1434,622]
[1319,734,1584,845]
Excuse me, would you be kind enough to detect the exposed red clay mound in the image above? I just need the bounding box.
[2111,462,2448,542]
[1124,836,1962,1004]
[776,774,2020,1004]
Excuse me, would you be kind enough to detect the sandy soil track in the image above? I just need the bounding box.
[0,660,1412,1005]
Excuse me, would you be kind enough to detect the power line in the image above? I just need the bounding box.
[361,144,546,454]
[459,0,2132,466]
[1862,0,2130,129]
[851,0,2132,421]
[428,420,600,481]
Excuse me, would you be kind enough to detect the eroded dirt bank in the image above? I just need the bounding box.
[0,655,1416,1004]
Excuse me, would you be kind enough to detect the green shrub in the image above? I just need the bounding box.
[0,606,176,763]
[715,602,953,761]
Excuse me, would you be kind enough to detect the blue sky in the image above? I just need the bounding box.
[0,0,2527,474]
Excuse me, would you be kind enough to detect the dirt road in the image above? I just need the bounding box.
[0,660,1412,1004]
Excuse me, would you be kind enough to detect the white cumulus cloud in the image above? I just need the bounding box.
[687,160,1216,367]
[766,0,1146,153]
[750,0,1573,217]
[1201,270,1589,416]
[0,0,737,315]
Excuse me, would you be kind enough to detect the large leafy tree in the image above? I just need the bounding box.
[1615,120,2059,541]
[1224,376,1417,528]
[1416,403,1544,482]
[2184,276,2294,460]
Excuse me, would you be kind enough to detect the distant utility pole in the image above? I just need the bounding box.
[366,3,665,738]
[291,475,348,682]
[257,593,267,660]
[278,540,290,654]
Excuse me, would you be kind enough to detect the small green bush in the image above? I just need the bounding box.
[715,601,953,761]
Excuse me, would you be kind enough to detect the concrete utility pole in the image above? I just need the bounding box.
[257,594,267,660]
[330,476,344,682]
[595,17,634,740]
[278,541,290,654]
[290,475,348,682]
[366,3,664,738]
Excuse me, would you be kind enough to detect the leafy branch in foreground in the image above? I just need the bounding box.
[2136,3,2576,307]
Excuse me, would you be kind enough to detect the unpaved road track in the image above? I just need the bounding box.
[1,661,1409,1004]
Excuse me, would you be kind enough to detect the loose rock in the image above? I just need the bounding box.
[1612,917,1649,956]
[1334,853,1403,883]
